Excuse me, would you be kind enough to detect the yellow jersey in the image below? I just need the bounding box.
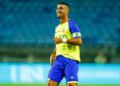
[55,20,81,62]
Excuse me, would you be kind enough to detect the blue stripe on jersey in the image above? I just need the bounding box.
[68,20,81,38]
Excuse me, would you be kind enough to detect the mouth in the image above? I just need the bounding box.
[57,12,62,15]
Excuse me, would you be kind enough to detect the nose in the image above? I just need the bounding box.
[56,9,60,12]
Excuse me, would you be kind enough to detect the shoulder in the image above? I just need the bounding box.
[68,20,79,28]
[68,20,80,34]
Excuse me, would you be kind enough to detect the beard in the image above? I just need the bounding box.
[57,14,65,19]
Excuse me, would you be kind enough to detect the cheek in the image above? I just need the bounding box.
[63,10,67,15]
[56,10,58,14]
[65,10,68,14]
[63,12,66,16]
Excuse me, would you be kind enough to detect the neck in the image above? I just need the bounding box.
[60,16,69,24]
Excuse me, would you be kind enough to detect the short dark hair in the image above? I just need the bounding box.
[58,2,70,9]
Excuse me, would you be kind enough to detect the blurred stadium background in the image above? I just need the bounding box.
[0,0,120,86]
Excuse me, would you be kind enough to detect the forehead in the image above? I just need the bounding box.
[57,4,65,8]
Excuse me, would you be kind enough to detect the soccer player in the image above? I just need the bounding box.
[47,2,82,86]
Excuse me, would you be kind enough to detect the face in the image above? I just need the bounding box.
[56,4,69,19]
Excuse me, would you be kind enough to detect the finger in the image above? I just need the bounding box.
[53,39,56,42]
[53,41,56,43]
[55,42,58,44]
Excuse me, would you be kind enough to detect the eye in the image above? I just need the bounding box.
[60,7,63,10]
[56,7,63,10]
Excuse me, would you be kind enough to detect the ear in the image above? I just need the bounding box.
[66,8,69,14]
[67,8,69,14]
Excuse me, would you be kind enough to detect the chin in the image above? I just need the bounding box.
[57,16,62,19]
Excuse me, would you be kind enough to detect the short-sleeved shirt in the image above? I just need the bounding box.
[55,20,81,62]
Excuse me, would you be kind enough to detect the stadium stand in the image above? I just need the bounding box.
[0,0,119,45]
[0,0,119,62]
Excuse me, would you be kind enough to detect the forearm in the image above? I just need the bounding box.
[53,37,82,45]
[51,48,56,58]
[66,38,82,45]
[50,48,56,66]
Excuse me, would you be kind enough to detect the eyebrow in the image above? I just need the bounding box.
[56,6,64,9]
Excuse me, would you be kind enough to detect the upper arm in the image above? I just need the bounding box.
[69,21,81,39]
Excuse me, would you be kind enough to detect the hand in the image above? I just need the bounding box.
[53,38,62,44]
[50,56,55,66]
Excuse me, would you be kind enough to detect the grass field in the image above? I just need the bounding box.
[0,84,120,86]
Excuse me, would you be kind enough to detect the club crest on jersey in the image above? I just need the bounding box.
[71,77,74,79]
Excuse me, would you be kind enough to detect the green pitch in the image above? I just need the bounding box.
[0,84,120,86]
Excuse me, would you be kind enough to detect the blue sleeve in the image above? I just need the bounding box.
[68,20,81,38]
